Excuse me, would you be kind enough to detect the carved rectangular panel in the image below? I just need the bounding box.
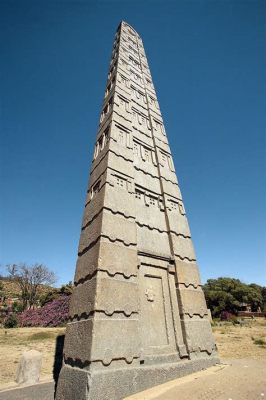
[139,263,179,359]
[140,274,168,348]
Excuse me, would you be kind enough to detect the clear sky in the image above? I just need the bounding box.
[1,0,265,286]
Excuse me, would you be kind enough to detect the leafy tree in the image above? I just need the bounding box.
[203,277,264,317]
[7,263,56,310]
[39,282,73,306]
[4,314,18,328]
[59,282,73,296]
[0,281,4,297]
[262,287,266,311]
[12,301,24,313]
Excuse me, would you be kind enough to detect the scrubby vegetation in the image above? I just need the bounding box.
[18,296,70,327]
[3,314,18,329]
[0,263,73,328]
[203,277,265,318]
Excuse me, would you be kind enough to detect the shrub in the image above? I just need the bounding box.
[28,332,55,341]
[19,296,70,327]
[220,311,238,322]
[12,301,24,313]
[4,314,18,328]
[252,338,266,347]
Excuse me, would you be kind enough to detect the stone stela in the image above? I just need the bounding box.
[56,21,219,400]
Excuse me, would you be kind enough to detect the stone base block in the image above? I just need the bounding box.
[56,356,220,400]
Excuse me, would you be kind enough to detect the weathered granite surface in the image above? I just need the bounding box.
[16,350,42,386]
[56,20,219,400]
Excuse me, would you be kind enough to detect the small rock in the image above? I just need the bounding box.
[15,350,42,385]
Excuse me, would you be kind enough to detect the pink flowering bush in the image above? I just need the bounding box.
[19,296,70,327]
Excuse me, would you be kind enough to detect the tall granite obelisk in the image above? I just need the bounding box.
[56,21,219,400]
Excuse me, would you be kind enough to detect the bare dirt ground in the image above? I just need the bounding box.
[0,319,265,390]
[0,327,65,389]
[213,318,266,360]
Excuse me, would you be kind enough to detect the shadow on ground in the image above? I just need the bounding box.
[53,334,65,397]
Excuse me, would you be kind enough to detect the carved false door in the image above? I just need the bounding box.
[139,262,185,363]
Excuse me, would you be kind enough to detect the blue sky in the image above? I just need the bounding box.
[1,0,265,286]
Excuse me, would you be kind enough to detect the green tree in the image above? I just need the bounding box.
[0,281,4,297]
[39,282,73,306]
[4,314,18,328]
[203,277,264,317]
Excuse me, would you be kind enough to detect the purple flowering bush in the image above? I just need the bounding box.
[19,296,70,327]
[220,311,238,322]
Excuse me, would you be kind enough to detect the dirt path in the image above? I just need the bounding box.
[125,358,266,400]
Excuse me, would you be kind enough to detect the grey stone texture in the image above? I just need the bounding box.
[56,21,219,400]
[15,350,42,386]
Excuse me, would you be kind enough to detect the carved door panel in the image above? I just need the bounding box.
[139,264,179,360]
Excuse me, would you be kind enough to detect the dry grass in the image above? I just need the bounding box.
[0,279,53,299]
[0,318,265,389]
[0,326,65,388]
[213,318,266,359]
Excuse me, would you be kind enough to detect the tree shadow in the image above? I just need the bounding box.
[53,334,65,398]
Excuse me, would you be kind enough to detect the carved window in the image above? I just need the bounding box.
[100,104,108,122]
[120,74,128,86]
[91,180,101,199]
[108,96,113,107]
[93,142,99,160]
[129,45,138,55]
[178,203,185,215]
[128,36,137,47]
[120,58,128,68]
[161,153,167,166]
[154,120,164,134]
[112,51,117,61]
[130,87,135,97]
[140,115,145,125]
[143,147,151,162]
[118,96,128,111]
[98,136,103,151]
[135,190,142,200]
[108,66,114,79]
[105,77,115,97]
[169,200,178,211]
[103,104,108,115]
[148,196,157,206]
[116,176,125,188]
[105,83,111,97]
[146,78,151,87]
[128,28,135,36]
[118,130,125,146]
[129,56,140,69]
[133,142,141,158]
[104,126,110,143]
[131,70,142,83]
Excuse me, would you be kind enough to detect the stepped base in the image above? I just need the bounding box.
[56,356,220,400]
